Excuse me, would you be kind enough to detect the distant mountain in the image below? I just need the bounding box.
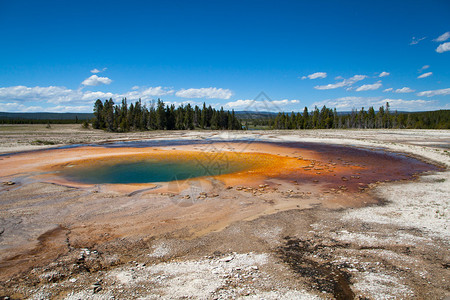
[234,111,278,119]
[235,110,416,119]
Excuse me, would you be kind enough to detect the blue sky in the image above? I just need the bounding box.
[1,0,449,112]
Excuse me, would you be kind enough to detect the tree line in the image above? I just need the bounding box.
[92,98,243,131]
[266,102,449,129]
[0,112,92,125]
[1,101,447,129]
[0,118,79,125]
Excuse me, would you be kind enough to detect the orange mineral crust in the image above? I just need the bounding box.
[0,142,437,194]
[1,150,304,194]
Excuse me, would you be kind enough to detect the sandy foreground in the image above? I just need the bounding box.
[0,125,449,299]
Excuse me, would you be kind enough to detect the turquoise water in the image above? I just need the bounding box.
[59,158,244,184]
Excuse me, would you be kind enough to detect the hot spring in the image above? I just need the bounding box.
[58,155,250,184]
[22,141,440,189]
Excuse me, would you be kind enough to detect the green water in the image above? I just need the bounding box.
[59,158,245,184]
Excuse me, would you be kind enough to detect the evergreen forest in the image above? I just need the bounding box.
[92,98,242,131]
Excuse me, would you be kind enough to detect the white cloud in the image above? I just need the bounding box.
[410,36,426,45]
[82,75,112,86]
[1,102,45,112]
[142,86,174,96]
[436,42,450,53]
[90,67,107,74]
[78,86,174,103]
[0,85,78,103]
[434,32,450,42]
[379,71,390,77]
[373,86,416,94]
[0,85,221,108]
[165,100,202,107]
[175,87,233,99]
[395,87,415,93]
[122,86,174,100]
[80,91,116,102]
[0,102,96,113]
[272,99,300,105]
[223,99,254,109]
[223,99,300,110]
[381,98,438,110]
[0,84,177,111]
[314,75,367,90]
[417,88,450,97]
[417,72,432,79]
[356,81,382,92]
[313,96,380,110]
[131,85,139,90]
[312,96,438,111]
[419,65,430,71]
[301,72,327,80]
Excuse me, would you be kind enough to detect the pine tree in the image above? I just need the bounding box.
[210,110,219,129]
[103,98,115,131]
[312,106,320,128]
[377,106,385,128]
[166,104,175,130]
[120,98,129,132]
[156,99,166,130]
[333,108,338,129]
[184,103,194,130]
[93,99,104,129]
[148,106,157,129]
[302,107,309,129]
[383,102,391,128]
[200,102,207,128]
[194,105,200,128]
[367,106,376,128]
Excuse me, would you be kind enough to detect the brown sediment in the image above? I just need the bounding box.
[0,225,69,280]
[0,141,439,283]
[279,237,355,300]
